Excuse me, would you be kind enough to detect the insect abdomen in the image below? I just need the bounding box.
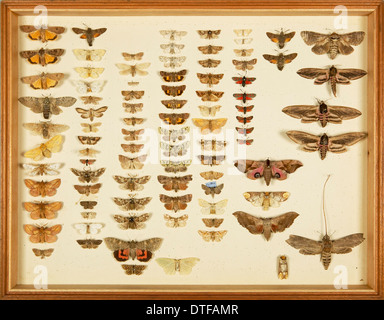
[321,251,332,270]
[329,43,339,59]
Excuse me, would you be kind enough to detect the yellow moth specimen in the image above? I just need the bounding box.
[156,257,200,275]
[243,191,290,210]
[278,255,289,279]
[24,135,64,161]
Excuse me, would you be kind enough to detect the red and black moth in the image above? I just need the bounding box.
[235,105,254,114]
[236,116,253,124]
[232,76,256,87]
[237,139,254,145]
[236,127,254,135]
[113,248,152,262]
[233,92,256,103]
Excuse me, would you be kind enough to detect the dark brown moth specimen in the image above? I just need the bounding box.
[197,30,221,39]
[76,239,103,249]
[301,31,365,59]
[20,48,65,66]
[32,248,54,259]
[201,183,224,197]
[282,100,362,127]
[232,59,257,71]
[113,213,150,230]
[19,96,76,119]
[113,174,150,191]
[113,194,152,211]
[20,25,65,42]
[159,113,189,125]
[196,90,224,102]
[160,70,187,82]
[234,159,303,186]
[157,175,193,192]
[72,26,107,46]
[198,59,221,68]
[161,99,188,110]
[198,45,223,54]
[233,211,299,241]
[286,131,367,160]
[121,264,147,275]
[79,201,98,209]
[160,160,192,173]
[161,85,186,97]
[297,66,367,97]
[266,30,296,49]
[73,183,102,196]
[159,194,192,212]
[121,128,144,141]
[263,52,297,71]
[70,167,106,183]
[202,218,224,228]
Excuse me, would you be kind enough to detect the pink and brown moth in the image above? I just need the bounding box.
[286,131,367,160]
[234,159,303,186]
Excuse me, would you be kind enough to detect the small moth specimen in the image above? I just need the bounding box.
[160,30,187,41]
[233,211,299,241]
[233,92,256,103]
[22,163,62,176]
[278,255,288,279]
[24,135,64,161]
[197,73,224,87]
[160,70,187,82]
[243,192,290,211]
[73,49,106,61]
[198,30,221,39]
[200,171,224,181]
[159,56,186,68]
[24,179,61,197]
[237,138,254,146]
[159,113,189,125]
[79,201,98,209]
[79,148,100,157]
[160,43,185,54]
[235,105,254,114]
[70,167,106,183]
[160,142,189,157]
[297,66,367,97]
[122,52,144,61]
[159,194,192,212]
[118,154,147,170]
[198,105,222,117]
[234,48,254,57]
[156,257,200,275]
[236,127,254,135]
[113,174,150,191]
[198,230,227,242]
[198,59,221,68]
[200,139,227,151]
[72,80,105,94]
[104,237,163,262]
[123,117,145,126]
[23,122,69,139]
[21,72,64,90]
[24,224,62,243]
[20,25,65,42]
[164,214,188,228]
[198,155,226,166]
[301,31,365,59]
[236,116,253,125]
[157,175,193,192]
[161,99,187,110]
[81,95,102,104]
[74,223,103,235]
[232,59,257,71]
[282,100,362,127]
[159,127,190,142]
[202,218,224,228]
[234,159,303,186]
[122,129,144,141]
[234,29,252,37]
[121,143,144,153]
[122,264,147,276]
[160,160,192,173]
[198,199,228,215]
[113,194,152,211]
[121,90,144,101]
[81,122,102,133]
[74,183,102,196]
[263,52,297,71]
[76,239,103,249]
[232,76,256,87]
[20,48,64,66]
[32,248,54,259]
[24,201,62,219]
[114,213,150,230]
[266,29,296,49]
[81,211,96,219]
[72,26,107,46]
[196,90,224,102]
[123,103,143,114]
[201,182,224,197]
[286,131,367,160]
[192,118,227,135]
[116,63,151,76]
[75,67,104,79]
[19,96,76,119]
[161,85,186,97]
[78,136,101,145]
[198,45,223,55]
[234,38,252,45]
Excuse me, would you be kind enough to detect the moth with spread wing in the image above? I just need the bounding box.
[198,199,228,215]
[19,96,76,119]
[157,175,193,192]
[20,48,64,66]
[243,191,290,211]
[113,213,151,230]
[76,106,108,121]
[159,194,192,212]
[24,135,64,161]
[22,163,62,176]
[266,29,296,49]
[20,25,65,42]
[21,72,65,90]
[263,52,297,71]
[70,167,106,183]
[156,257,200,275]
[23,122,69,139]
[113,174,150,191]
[113,194,152,211]
[72,26,107,46]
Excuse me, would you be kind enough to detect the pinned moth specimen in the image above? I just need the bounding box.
[79,148,100,157]
[160,30,187,41]
[116,63,151,76]
[266,29,296,49]
[232,76,256,87]
[197,73,224,87]
[121,90,144,101]
[198,59,221,68]
[161,85,186,97]
[74,223,103,235]
[73,49,106,61]
[72,80,105,94]
[78,136,101,145]
[22,163,62,176]
[24,135,64,161]
[122,264,147,276]
[156,257,200,275]
[232,59,257,71]
[236,127,254,136]
[159,194,192,212]
[196,90,224,102]
[20,48,64,66]
[159,56,186,68]
[80,95,103,105]
[200,171,224,181]
[79,201,98,209]
[24,179,61,197]
[192,118,227,135]
[21,72,64,90]
[297,66,367,97]
[121,143,144,153]
[32,248,54,259]
[233,211,299,241]
[104,237,163,262]
[80,159,96,166]
[235,105,254,114]
[122,128,145,141]
[159,127,190,143]
[72,26,107,46]
[160,43,185,54]
[75,67,104,79]
[286,131,367,160]
[19,96,76,119]
[198,230,227,242]
[161,99,188,110]
[237,138,254,146]
[24,201,62,219]
[113,174,150,191]
[122,52,144,61]
[263,52,298,71]
[234,48,254,57]
[113,194,152,211]
[233,92,256,103]
[286,176,365,270]
[160,160,192,173]
[81,122,102,133]
[160,141,189,157]
[159,113,190,125]
[200,139,227,151]
[301,31,365,59]
[198,45,223,54]
[24,224,62,243]
[160,70,187,82]
[234,29,252,37]
[123,117,146,126]
[201,182,224,197]
[70,167,106,183]
[198,30,221,39]
[113,213,150,230]
[243,192,290,211]
[81,211,96,219]
[20,25,65,42]
[157,175,193,192]
[198,199,228,215]
[278,255,289,279]
[119,154,147,170]
[234,159,303,186]
[234,38,253,45]
[198,155,226,166]
[123,103,143,114]
[202,218,224,228]
[164,214,188,228]
[77,239,103,249]
[198,105,222,117]
[236,115,253,125]
[75,106,108,121]
[282,100,362,127]
[74,183,102,197]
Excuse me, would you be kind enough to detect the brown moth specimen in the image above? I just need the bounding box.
[121,143,144,153]
[72,26,107,46]
[121,264,147,276]
[70,167,106,183]
[200,139,227,151]
[22,163,62,176]
[198,45,223,54]
[197,73,224,87]
[278,255,289,279]
[123,103,143,114]
[234,48,254,57]
[160,141,189,157]
[164,214,188,228]
[113,174,150,191]
[118,154,147,170]
[198,199,228,215]
[201,183,224,198]
[160,43,185,54]
[75,106,108,121]
[76,239,103,249]
[81,122,102,133]
[263,52,297,71]
[74,183,102,196]
[233,211,299,241]
[158,127,190,142]
[232,59,257,71]
[24,179,61,197]
[160,160,192,173]
[79,201,98,209]
[159,56,186,68]
[24,224,62,243]
[301,31,365,59]
[160,30,187,41]
[80,96,102,105]
[21,72,64,90]
[123,117,146,126]
[157,175,193,192]
[122,52,144,61]
[32,248,54,259]
[20,48,65,66]
[20,25,65,42]
[81,211,96,219]
[19,96,76,119]
[297,66,367,97]
[202,218,224,228]
[192,118,227,134]
[161,85,186,97]
[282,100,362,127]
[24,201,63,220]
[160,70,187,82]
[200,171,224,181]
[121,90,145,101]
[79,148,100,157]
[161,99,188,110]
[159,194,192,212]
[159,113,190,125]
[198,230,227,242]
[286,131,367,160]
[198,105,222,117]
[234,159,303,186]
[198,59,221,68]
[266,29,296,49]
[113,213,150,230]
[113,194,152,211]
[243,192,290,211]
[116,63,150,77]
[122,128,145,141]
[198,155,226,166]
[197,30,221,39]
[78,136,101,145]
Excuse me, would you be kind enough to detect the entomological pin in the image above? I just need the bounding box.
[19,96,76,119]
[72,26,107,46]
[278,255,288,279]
[243,191,290,210]
[266,29,296,49]
[20,25,65,42]
[263,52,297,71]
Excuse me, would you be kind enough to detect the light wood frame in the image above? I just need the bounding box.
[1,0,383,300]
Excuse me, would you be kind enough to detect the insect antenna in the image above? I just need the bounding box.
[322,175,331,235]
